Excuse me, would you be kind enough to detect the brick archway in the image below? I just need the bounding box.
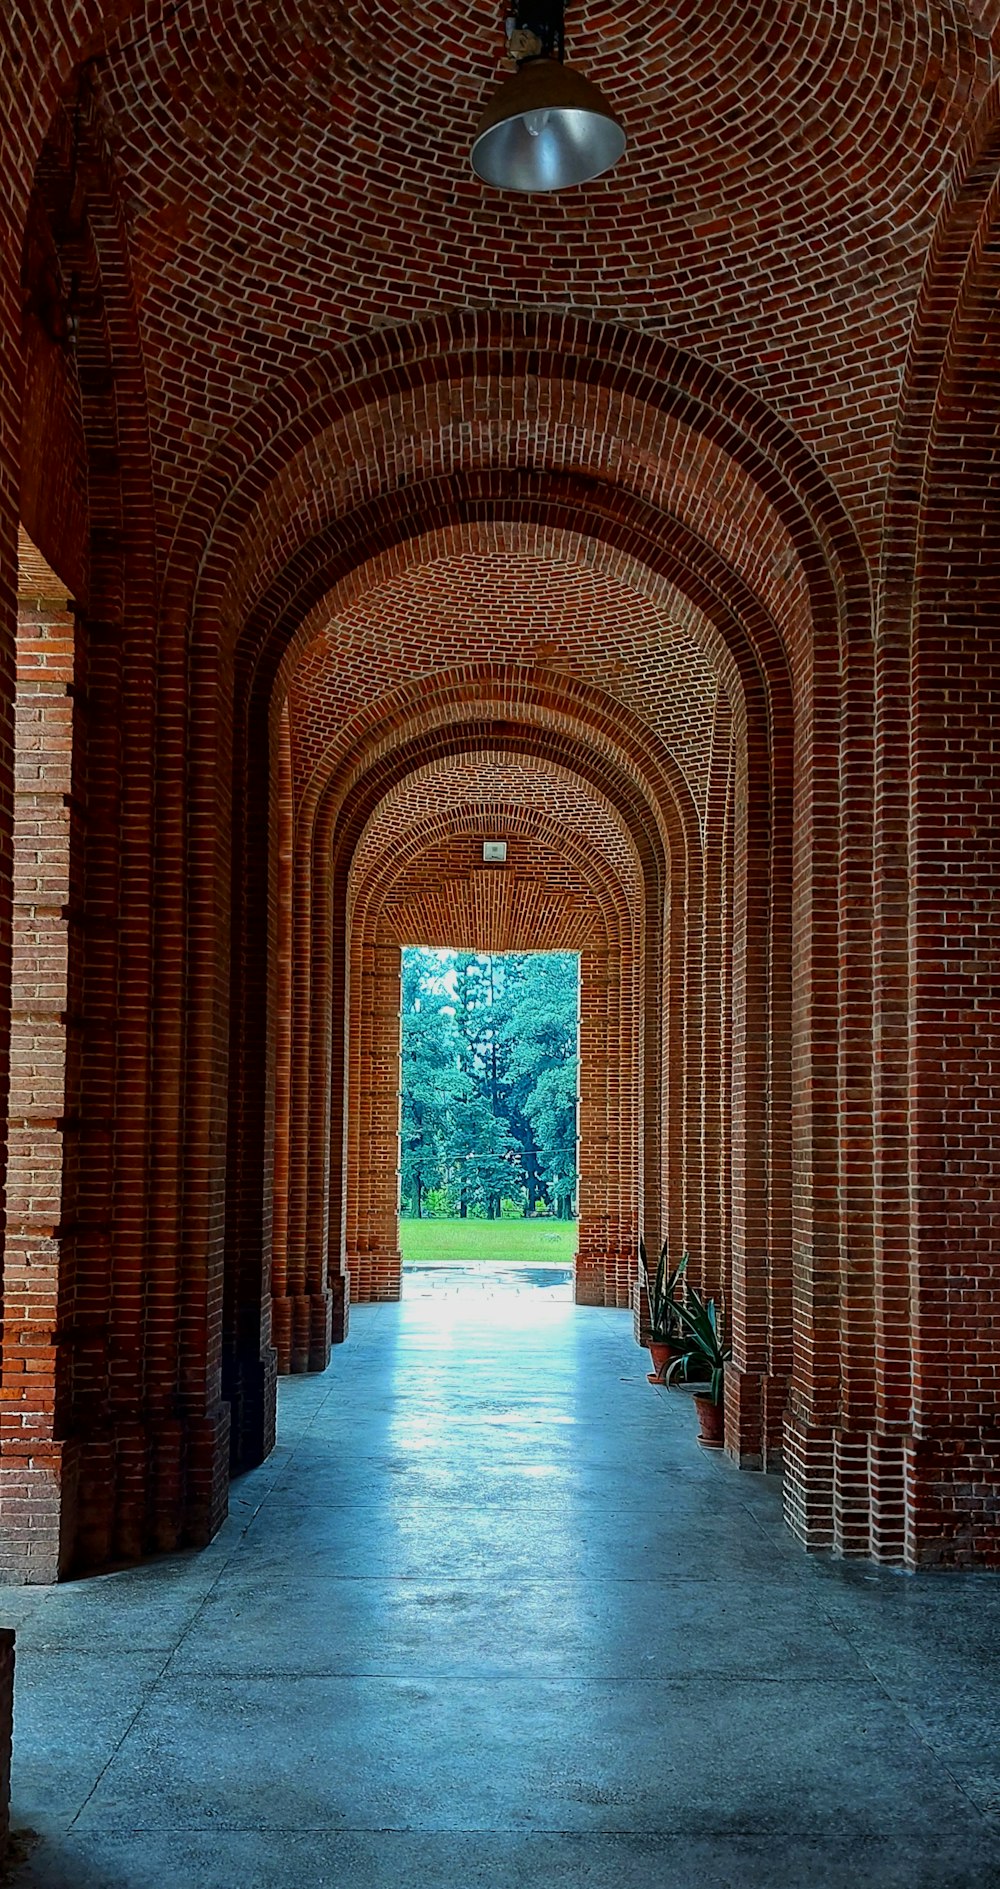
[344,762,644,1316]
[204,314,864,1494]
[864,76,1000,1565]
[268,683,678,1389]
[2,2,999,1586]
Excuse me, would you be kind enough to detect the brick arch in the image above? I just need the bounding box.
[167,312,867,653]
[261,513,789,1302]
[288,549,720,826]
[257,487,792,830]
[173,313,857,1494]
[224,500,800,1462]
[4,0,1000,1602]
[302,662,703,851]
[25,0,973,540]
[189,313,820,1462]
[358,810,635,948]
[863,73,1000,1566]
[177,317,850,1412]
[1,0,975,1586]
[3,3,980,576]
[271,687,747,1447]
[283,522,738,787]
[271,696,682,1396]
[226,504,791,1469]
[344,786,644,1321]
[239,489,792,1332]
[267,747,645,1360]
[224,391,813,679]
[352,757,643,917]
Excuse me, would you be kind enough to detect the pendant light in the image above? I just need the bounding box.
[471,2,626,193]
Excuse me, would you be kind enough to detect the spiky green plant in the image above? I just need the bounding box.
[664,1284,731,1404]
[639,1240,688,1343]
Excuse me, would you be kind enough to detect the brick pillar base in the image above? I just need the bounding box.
[0,1439,80,1583]
[724,1363,787,1470]
[782,1412,836,1550]
[0,1407,233,1582]
[184,1402,234,1547]
[0,1630,12,1868]
[225,1348,276,1475]
[905,1432,1000,1568]
[274,1290,333,1375]
[349,1248,402,1302]
[308,1288,333,1372]
[272,1294,292,1372]
[331,1269,350,1344]
[576,1252,632,1308]
[275,1282,345,1365]
[783,1414,911,1563]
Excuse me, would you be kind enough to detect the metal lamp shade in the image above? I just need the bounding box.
[471,57,626,192]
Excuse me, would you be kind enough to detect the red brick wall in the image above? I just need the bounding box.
[0,86,234,1577]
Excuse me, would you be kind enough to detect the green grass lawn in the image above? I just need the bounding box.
[400,1218,577,1265]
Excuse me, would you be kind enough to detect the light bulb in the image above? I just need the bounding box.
[523,107,550,138]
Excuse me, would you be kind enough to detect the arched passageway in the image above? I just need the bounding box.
[0,0,998,1609]
[346,760,644,1309]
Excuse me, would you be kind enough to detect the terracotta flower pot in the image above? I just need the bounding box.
[646,1340,680,1383]
[694,1392,725,1447]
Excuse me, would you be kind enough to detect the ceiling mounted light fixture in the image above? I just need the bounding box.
[471,1,626,194]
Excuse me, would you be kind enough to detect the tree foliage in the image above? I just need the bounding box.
[400,949,579,1220]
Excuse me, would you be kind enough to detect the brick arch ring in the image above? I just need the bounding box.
[328,778,645,1331]
[245,678,746,1450]
[187,316,869,1477]
[864,72,1000,1462]
[265,680,680,1374]
[224,589,797,1472]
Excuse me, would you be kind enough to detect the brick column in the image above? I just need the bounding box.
[270,703,295,1370]
[782,608,868,1549]
[277,795,333,1376]
[726,708,794,1471]
[0,567,78,1581]
[577,945,637,1308]
[347,934,403,1301]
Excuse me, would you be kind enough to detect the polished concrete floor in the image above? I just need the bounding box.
[4,1274,1000,1888]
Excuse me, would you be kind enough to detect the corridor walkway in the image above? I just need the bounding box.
[4,1282,1000,1888]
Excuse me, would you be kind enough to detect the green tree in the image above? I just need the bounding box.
[399,948,464,1216]
[399,948,579,1221]
[505,953,579,1217]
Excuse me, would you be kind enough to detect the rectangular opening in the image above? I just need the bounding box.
[399,947,579,1272]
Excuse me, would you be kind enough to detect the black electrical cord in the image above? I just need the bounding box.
[508,0,566,63]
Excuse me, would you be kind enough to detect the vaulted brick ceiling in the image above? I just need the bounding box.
[74,0,995,850]
[352,755,642,952]
[353,755,642,909]
[94,0,993,543]
[288,547,720,820]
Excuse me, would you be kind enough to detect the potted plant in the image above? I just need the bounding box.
[639,1241,688,1383]
[665,1284,731,1447]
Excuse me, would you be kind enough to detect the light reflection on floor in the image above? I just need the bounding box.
[7,1276,1000,1887]
[403,1263,574,1300]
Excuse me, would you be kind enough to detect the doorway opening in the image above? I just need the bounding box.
[399,948,579,1295]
